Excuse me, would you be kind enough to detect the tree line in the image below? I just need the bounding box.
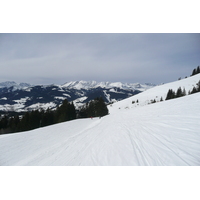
[0,97,108,134]
[165,80,200,101]
[191,66,200,76]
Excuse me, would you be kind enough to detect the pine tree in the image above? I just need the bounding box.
[95,97,108,117]
[197,66,200,74]
[191,66,200,76]
[20,112,31,131]
[80,97,108,118]
[182,88,186,96]
[9,115,20,132]
[197,81,200,92]
[191,68,197,76]
[54,99,76,123]
[165,89,175,100]
[68,102,76,120]
[3,116,8,129]
[176,87,183,98]
[191,86,197,94]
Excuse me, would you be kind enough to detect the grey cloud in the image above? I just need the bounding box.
[0,33,199,85]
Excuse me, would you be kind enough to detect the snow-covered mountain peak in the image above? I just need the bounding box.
[0,81,17,88]
[62,80,96,89]
[0,81,32,89]
[18,82,32,88]
[62,80,155,91]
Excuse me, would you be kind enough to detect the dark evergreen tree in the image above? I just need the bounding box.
[197,66,200,74]
[78,106,87,118]
[176,87,183,98]
[197,81,200,92]
[87,100,96,117]
[191,68,197,76]
[9,115,20,132]
[29,110,41,129]
[78,97,108,118]
[191,66,200,76]
[55,99,68,123]
[68,102,76,120]
[182,88,186,96]
[54,99,76,123]
[41,108,54,127]
[95,97,108,117]
[191,86,197,94]
[165,89,175,100]
[19,112,30,131]
[0,115,9,134]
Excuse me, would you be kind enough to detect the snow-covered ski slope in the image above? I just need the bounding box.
[109,74,200,114]
[0,75,200,166]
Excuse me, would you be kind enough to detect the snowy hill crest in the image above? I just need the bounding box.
[109,74,200,114]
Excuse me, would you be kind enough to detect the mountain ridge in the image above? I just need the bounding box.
[0,81,32,90]
[0,80,155,91]
[62,80,155,91]
[0,80,155,113]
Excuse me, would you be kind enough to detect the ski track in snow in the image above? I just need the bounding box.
[1,75,200,166]
[1,95,200,166]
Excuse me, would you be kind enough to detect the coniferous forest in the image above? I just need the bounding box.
[78,97,108,118]
[0,97,108,134]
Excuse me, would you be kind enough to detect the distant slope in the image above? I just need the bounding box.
[108,74,200,114]
[0,92,200,166]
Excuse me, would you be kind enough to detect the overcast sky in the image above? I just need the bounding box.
[0,33,199,85]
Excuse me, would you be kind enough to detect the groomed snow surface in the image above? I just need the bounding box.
[1,88,200,165]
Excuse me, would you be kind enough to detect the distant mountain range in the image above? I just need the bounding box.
[0,81,32,90]
[0,81,155,113]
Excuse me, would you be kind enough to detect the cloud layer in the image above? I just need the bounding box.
[0,33,199,85]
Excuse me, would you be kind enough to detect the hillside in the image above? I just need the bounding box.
[0,75,200,166]
[0,81,154,112]
[109,74,200,114]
